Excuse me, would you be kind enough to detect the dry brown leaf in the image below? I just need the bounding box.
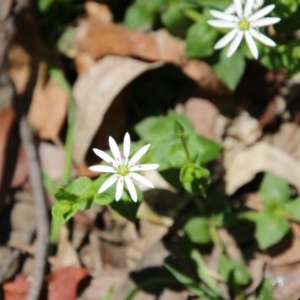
[181,97,220,140]
[47,267,88,300]
[267,261,300,300]
[84,2,113,23]
[0,106,27,192]
[39,142,66,182]
[225,142,300,195]
[75,15,184,63]
[73,55,163,165]
[28,62,68,142]
[3,275,31,300]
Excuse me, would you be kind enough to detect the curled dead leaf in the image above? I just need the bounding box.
[225,142,300,195]
[73,55,163,165]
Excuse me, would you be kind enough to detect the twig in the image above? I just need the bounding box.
[19,116,49,300]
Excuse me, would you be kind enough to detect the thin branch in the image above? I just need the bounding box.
[19,116,49,300]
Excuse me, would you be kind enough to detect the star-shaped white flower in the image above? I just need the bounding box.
[89,133,159,202]
[207,0,281,59]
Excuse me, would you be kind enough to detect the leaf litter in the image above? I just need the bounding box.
[2,2,300,300]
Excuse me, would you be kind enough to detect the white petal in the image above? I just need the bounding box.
[129,144,150,166]
[224,4,235,15]
[245,0,255,17]
[214,29,238,49]
[123,132,130,160]
[109,136,122,164]
[245,31,259,59]
[115,177,124,201]
[227,31,244,57]
[249,4,275,22]
[98,174,118,193]
[209,10,238,22]
[131,164,159,172]
[124,176,137,202]
[234,0,243,17]
[253,17,281,27]
[207,20,236,28]
[89,165,116,173]
[92,148,117,167]
[249,28,276,46]
[130,172,154,189]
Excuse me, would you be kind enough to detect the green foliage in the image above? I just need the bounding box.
[125,0,300,89]
[184,217,212,244]
[124,0,165,29]
[256,210,290,250]
[213,48,246,90]
[255,172,296,249]
[257,279,275,300]
[219,254,251,287]
[135,111,222,175]
[185,18,218,57]
[180,163,210,196]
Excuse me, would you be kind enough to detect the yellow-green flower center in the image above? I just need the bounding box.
[117,164,130,176]
[238,18,250,31]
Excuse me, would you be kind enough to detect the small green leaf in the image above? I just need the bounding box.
[185,19,218,57]
[256,210,290,249]
[110,189,142,222]
[184,217,211,244]
[180,163,210,196]
[259,173,290,209]
[125,4,154,29]
[51,200,79,223]
[161,3,192,37]
[190,249,220,296]
[219,254,251,286]
[135,112,194,143]
[213,48,246,90]
[284,198,300,222]
[187,134,222,164]
[164,264,207,298]
[66,176,93,195]
[93,176,116,205]
[257,279,274,300]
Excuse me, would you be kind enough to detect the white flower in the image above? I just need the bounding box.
[207,0,281,59]
[89,133,159,202]
[225,0,264,14]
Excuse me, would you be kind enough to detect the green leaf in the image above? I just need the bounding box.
[184,217,211,244]
[124,0,164,29]
[284,198,300,222]
[124,4,154,29]
[164,263,208,298]
[256,210,290,249]
[161,3,192,37]
[259,172,290,209]
[37,0,53,12]
[187,134,222,164]
[213,48,245,90]
[257,279,274,300]
[180,163,210,196]
[185,19,218,58]
[51,199,79,223]
[194,0,231,10]
[219,254,251,286]
[135,112,194,143]
[190,249,220,296]
[110,189,142,222]
[93,176,116,205]
[66,176,93,195]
